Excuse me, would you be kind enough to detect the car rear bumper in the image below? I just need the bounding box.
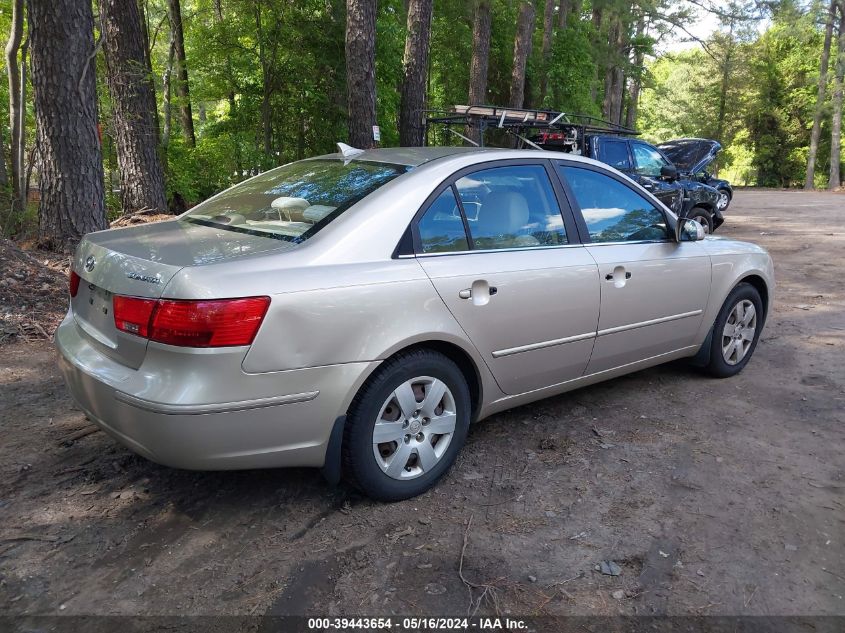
[55,312,376,470]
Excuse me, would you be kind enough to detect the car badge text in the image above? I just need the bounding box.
[127,272,162,284]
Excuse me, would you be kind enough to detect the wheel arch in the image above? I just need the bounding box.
[323,337,486,487]
[340,335,486,424]
[737,274,770,323]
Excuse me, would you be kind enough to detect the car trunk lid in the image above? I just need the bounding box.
[71,219,295,368]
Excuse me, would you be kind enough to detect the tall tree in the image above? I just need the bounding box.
[399,0,434,146]
[805,0,837,189]
[509,0,536,108]
[625,15,646,129]
[465,0,492,143]
[558,0,571,29]
[99,0,168,214]
[27,0,106,249]
[539,0,556,104]
[346,0,378,148]
[166,0,196,147]
[829,1,845,189]
[6,0,25,206]
[602,12,627,125]
[161,25,176,151]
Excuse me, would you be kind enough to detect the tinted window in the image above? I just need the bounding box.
[417,188,469,253]
[559,166,669,243]
[454,165,567,250]
[184,159,409,242]
[599,140,631,170]
[631,143,669,177]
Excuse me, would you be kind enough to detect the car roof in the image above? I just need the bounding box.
[317,146,489,167]
[315,145,609,168]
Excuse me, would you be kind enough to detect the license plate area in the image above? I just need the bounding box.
[74,283,117,345]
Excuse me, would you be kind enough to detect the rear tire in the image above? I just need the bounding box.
[342,349,471,501]
[687,207,713,234]
[702,283,763,378]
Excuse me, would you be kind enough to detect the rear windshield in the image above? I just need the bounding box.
[183,159,410,242]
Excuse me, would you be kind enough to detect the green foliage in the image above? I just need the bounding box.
[639,5,825,187]
[546,19,601,116]
[3,0,839,230]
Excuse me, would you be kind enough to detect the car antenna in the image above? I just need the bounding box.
[337,142,365,159]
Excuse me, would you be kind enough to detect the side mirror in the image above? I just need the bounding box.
[677,218,706,242]
[660,164,678,180]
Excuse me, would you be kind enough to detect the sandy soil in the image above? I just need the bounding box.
[0,190,843,619]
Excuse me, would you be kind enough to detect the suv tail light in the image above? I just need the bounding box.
[113,296,270,348]
[69,270,81,297]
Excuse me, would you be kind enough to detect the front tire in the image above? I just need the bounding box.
[687,207,713,234]
[717,189,731,211]
[702,283,763,378]
[342,349,471,501]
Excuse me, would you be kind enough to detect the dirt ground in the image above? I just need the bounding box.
[1,190,843,621]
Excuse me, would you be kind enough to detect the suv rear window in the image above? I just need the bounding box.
[183,159,410,242]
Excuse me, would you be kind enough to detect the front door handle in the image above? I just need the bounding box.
[605,267,632,287]
[458,288,472,299]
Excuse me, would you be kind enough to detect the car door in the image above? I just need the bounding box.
[555,163,711,374]
[414,161,600,395]
[630,141,684,214]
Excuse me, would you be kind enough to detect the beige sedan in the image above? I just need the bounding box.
[56,146,773,500]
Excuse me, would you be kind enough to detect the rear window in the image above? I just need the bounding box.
[183,159,410,242]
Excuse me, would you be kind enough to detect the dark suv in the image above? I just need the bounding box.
[657,138,733,212]
[537,133,724,233]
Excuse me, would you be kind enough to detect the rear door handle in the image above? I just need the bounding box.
[459,281,497,305]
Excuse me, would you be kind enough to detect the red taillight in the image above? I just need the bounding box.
[113,296,156,337]
[113,295,270,347]
[69,270,81,298]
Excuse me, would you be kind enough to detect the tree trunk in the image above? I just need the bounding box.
[6,0,24,203]
[0,125,6,190]
[162,29,175,150]
[346,0,377,148]
[28,0,106,250]
[602,15,618,120]
[465,0,491,143]
[509,1,535,109]
[589,6,603,103]
[538,0,555,104]
[252,0,274,159]
[17,35,29,207]
[100,0,168,215]
[399,0,433,147]
[829,4,845,189]
[138,0,161,144]
[625,16,645,130]
[213,0,237,117]
[558,0,570,30]
[166,0,196,147]
[805,0,836,189]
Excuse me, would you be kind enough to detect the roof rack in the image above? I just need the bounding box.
[424,104,639,152]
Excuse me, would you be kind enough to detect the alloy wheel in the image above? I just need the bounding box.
[372,376,457,480]
[721,299,757,365]
[717,192,729,210]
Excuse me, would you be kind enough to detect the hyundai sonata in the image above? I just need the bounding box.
[56,146,773,500]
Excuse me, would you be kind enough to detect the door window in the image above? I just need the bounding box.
[454,165,568,250]
[631,143,670,177]
[417,187,469,253]
[559,166,670,243]
[599,139,631,171]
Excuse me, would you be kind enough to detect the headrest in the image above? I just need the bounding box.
[476,191,529,237]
